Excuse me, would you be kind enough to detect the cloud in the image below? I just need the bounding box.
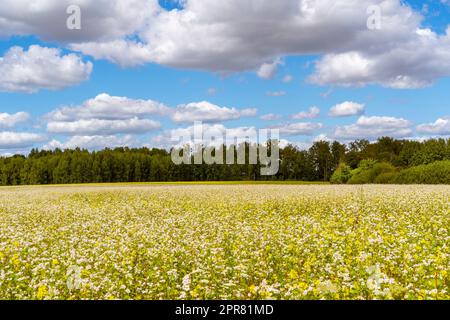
[0,112,30,129]
[272,122,323,136]
[260,114,282,121]
[207,88,218,96]
[171,101,257,123]
[257,58,282,80]
[47,118,161,135]
[0,152,16,157]
[44,93,167,136]
[292,106,320,120]
[0,0,157,42]
[46,93,169,121]
[266,91,286,97]
[0,132,45,149]
[416,117,450,135]
[0,45,92,93]
[153,123,261,149]
[134,0,421,73]
[3,1,449,88]
[329,101,365,117]
[309,28,450,88]
[70,40,153,68]
[43,135,137,150]
[282,75,293,83]
[43,95,257,148]
[240,108,258,117]
[313,133,333,142]
[160,120,321,149]
[65,0,450,89]
[320,88,334,98]
[334,116,412,140]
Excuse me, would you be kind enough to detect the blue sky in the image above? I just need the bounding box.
[0,0,449,154]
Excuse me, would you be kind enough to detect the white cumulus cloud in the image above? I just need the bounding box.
[329,101,365,117]
[46,93,169,121]
[44,93,167,136]
[416,117,450,135]
[3,0,449,88]
[0,45,92,93]
[272,122,323,136]
[0,132,45,149]
[171,101,257,123]
[260,114,282,121]
[44,135,137,150]
[153,123,261,149]
[257,58,282,80]
[310,28,450,89]
[334,116,412,140]
[0,112,30,129]
[282,75,293,83]
[47,118,161,136]
[70,40,153,68]
[0,0,157,42]
[292,106,320,120]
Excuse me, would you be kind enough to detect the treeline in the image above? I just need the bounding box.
[330,138,450,184]
[0,137,449,186]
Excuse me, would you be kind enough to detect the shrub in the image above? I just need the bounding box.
[347,160,396,184]
[395,161,450,184]
[358,159,378,170]
[330,163,352,184]
[347,168,374,184]
[372,162,396,176]
[375,172,399,184]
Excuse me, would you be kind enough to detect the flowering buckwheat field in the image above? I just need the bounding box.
[0,184,449,300]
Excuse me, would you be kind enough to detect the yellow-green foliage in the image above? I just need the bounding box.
[395,161,450,184]
[348,161,397,185]
[0,185,449,300]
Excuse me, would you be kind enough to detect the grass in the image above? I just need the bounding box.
[0,180,330,188]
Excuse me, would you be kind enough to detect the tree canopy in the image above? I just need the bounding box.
[0,137,449,186]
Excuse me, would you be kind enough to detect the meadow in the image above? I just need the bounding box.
[0,184,448,300]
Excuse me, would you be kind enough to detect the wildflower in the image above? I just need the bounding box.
[36,286,48,300]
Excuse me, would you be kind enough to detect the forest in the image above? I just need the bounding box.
[0,137,449,186]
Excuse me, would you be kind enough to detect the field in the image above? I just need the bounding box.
[0,184,449,300]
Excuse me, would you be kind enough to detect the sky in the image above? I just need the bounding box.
[0,0,449,155]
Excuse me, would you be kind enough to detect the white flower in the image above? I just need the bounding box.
[182,274,190,291]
